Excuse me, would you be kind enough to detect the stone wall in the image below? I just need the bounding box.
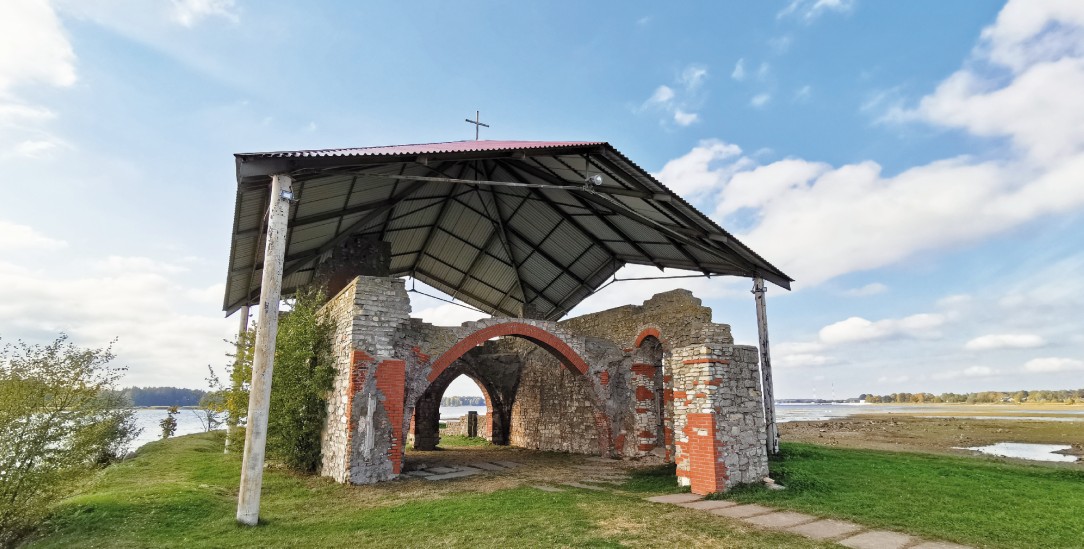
[559,289,731,350]
[509,347,609,454]
[667,343,768,493]
[318,276,415,484]
[318,275,769,494]
[442,414,489,437]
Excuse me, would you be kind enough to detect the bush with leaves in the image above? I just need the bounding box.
[266,288,336,473]
[218,328,254,453]
[0,334,138,546]
[160,405,179,439]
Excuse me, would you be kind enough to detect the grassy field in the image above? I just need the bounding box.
[26,433,829,549]
[718,443,1084,549]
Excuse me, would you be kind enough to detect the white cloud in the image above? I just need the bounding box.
[639,64,708,127]
[887,1,1084,164]
[673,110,698,126]
[731,59,746,81]
[774,341,835,368]
[978,0,1084,73]
[1023,357,1084,373]
[649,3,1084,290]
[842,282,887,297]
[680,65,708,90]
[0,258,234,387]
[778,0,857,21]
[819,313,945,344]
[568,264,745,319]
[643,85,675,108]
[964,333,1046,351]
[0,0,76,93]
[653,139,748,197]
[410,301,487,327]
[170,0,238,27]
[11,139,62,158]
[0,220,67,251]
[0,0,75,157]
[932,365,1002,380]
[750,93,771,108]
[770,36,793,54]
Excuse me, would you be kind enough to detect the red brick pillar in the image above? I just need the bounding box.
[374,359,406,474]
[685,413,727,495]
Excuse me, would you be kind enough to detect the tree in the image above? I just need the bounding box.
[160,405,179,439]
[0,334,138,546]
[194,365,225,433]
[222,328,255,453]
[266,288,336,473]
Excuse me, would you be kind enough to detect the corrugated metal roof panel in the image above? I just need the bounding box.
[239,140,605,159]
[223,139,793,317]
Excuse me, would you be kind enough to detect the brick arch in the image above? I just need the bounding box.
[430,321,589,382]
[634,326,662,349]
[413,361,503,446]
[431,320,613,456]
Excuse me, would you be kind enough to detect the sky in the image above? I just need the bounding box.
[1,0,1082,400]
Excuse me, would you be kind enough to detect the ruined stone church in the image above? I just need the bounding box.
[223,140,792,522]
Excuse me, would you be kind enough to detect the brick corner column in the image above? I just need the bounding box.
[685,412,727,495]
[374,359,406,475]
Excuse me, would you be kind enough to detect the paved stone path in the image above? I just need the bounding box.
[643,494,972,549]
[404,460,524,481]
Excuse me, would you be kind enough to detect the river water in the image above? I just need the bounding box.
[129,403,1084,451]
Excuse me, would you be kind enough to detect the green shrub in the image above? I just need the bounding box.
[266,288,336,473]
[0,335,137,546]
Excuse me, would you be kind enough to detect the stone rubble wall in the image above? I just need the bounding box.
[441,414,490,437]
[318,276,414,484]
[559,289,732,350]
[318,275,769,494]
[667,343,768,493]
[509,348,609,454]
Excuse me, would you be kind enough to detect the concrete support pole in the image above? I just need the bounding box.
[752,276,779,455]
[224,304,250,454]
[236,174,292,526]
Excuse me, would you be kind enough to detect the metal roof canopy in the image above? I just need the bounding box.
[222,140,793,320]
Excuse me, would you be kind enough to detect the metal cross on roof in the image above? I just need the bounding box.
[464,110,489,140]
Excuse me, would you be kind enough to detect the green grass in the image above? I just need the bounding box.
[715,443,1084,549]
[27,433,827,548]
[437,435,491,448]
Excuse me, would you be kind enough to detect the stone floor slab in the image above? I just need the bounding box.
[839,530,915,549]
[743,511,818,529]
[404,470,433,477]
[709,504,775,518]
[786,519,864,540]
[532,485,564,493]
[562,481,605,491]
[910,542,973,549]
[678,499,738,511]
[424,470,481,481]
[426,466,457,474]
[469,462,507,471]
[645,493,704,504]
[580,477,625,485]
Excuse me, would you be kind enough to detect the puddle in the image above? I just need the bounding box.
[957,442,1079,462]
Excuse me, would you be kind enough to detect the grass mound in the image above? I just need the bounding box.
[28,433,824,548]
[718,443,1084,548]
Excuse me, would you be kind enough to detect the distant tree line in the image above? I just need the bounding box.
[121,386,207,407]
[861,389,1084,404]
[441,395,486,406]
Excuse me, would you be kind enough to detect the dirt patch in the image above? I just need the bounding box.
[779,414,1084,465]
